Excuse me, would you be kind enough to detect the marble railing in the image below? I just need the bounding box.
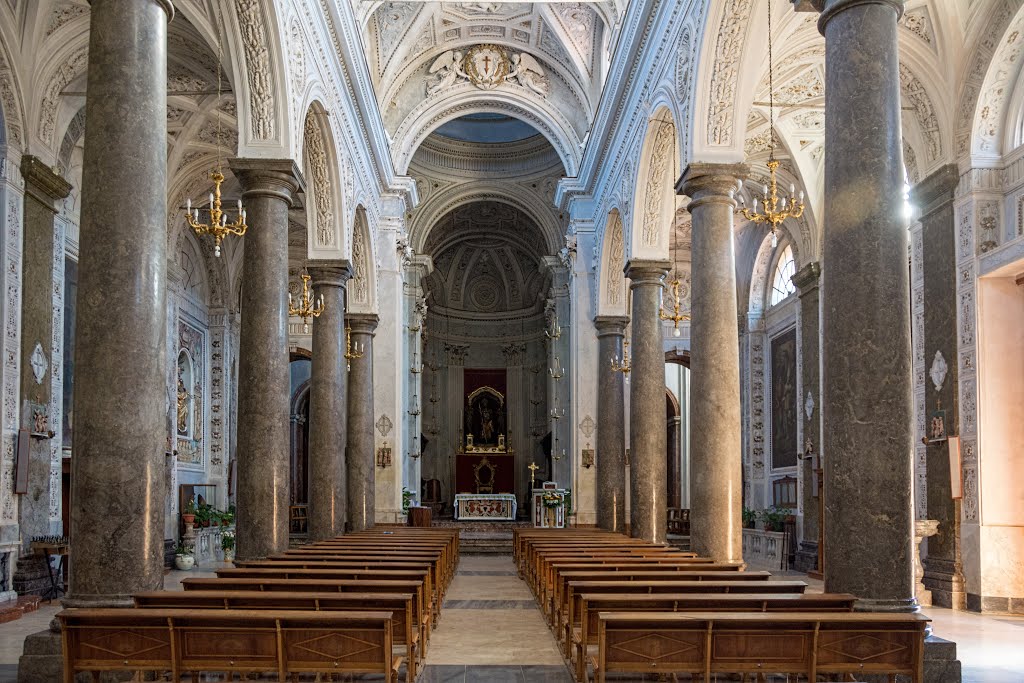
[741,528,789,570]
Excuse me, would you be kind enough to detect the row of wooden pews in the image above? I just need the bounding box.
[57,527,458,683]
[514,528,930,683]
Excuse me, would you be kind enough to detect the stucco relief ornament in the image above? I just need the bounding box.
[426,45,548,97]
[30,343,48,384]
[929,350,948,392]
[464,45,510,89]
[376,414,393,437]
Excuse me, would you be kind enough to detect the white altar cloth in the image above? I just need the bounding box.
[453,493,518,521]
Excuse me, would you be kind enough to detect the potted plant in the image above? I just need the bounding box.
[742,507,757,529]
[760,507,786,533]
[174,540,195,571]
[222,504,236,527]
[401,487,414,513]
[197,502,212,528]
[221,530,235,563]
[182,498,197,527]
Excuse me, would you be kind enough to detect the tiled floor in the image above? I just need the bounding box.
[0,556,1021,682]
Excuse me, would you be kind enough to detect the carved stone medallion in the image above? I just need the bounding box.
[464,44,510,90]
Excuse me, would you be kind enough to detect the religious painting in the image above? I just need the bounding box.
[61,257,77,453]
[770,328,798,469]
[176,319,205,469]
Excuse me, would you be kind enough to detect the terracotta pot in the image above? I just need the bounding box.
[181,514,195,525]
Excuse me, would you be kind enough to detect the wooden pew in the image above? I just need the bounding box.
[216,566,437,625]
[133,591,421,683]
[570,593,856,681]
[527,548,707,590]
[182,577,432,642]
[59,608,402,683]
[592,611,930,683]
[550,569,770,626]
[283,548,451,588]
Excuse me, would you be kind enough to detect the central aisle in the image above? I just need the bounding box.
[421,554,573,682]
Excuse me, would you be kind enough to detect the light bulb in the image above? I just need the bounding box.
[304,322,309,334]
[789,183,795,195]
[781,198,787,209]
[214,244,221,258]
[798,190,804,202]
[237,199,242,212]
[673,327,681,337]
[186,198,191,213]
[771,231,778,248]
[762,184,768,196]
[209,192,214,206]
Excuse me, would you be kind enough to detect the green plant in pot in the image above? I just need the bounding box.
[196,502,212,528]
[182,498,197,527]
[174,539,195,571]
[742,507,757,529]
[401,487,414,513]
[760,506,787,533]
[221,530,235,562]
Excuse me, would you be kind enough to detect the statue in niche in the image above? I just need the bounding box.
[464,387,506,449]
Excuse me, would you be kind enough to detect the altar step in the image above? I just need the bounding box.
[459,531,515,554]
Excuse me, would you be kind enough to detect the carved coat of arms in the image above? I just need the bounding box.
[464,44,509,89]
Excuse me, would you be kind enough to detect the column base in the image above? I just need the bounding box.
[792,541,818,573]
[924,635,962,683]
[965,593,1024,614]
[924,558,967,610]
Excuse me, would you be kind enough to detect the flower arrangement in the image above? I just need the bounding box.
[542,491,564,509]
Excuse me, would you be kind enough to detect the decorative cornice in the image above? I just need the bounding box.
[307,259,354,288]
[20,155,71,207]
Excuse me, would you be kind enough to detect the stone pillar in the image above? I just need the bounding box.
[229,159,303,560]
[625,260,670,544]
[595,316,629,532]
[910,164,966,610]
[677,163,745,563]
[67,0,173,606]
[347,313,378,531]
[17,157,70,551]
[306,261,353,541]
[793,262,821,573]
[819,0,914,610]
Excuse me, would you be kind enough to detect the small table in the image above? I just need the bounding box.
[454,493,517,521]
[30,542,68,600]
[407,506,432,527]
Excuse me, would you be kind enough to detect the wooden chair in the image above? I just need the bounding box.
[421,478,447,517]
[289,504,308,534]
[473,457,496,494]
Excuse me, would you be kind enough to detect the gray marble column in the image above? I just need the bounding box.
[67,0,173,607]
[307,261,353,541]
[595,316,629,532]
[18,157,70,548]
[793,262,821,573]
[625,260,670,544]
[677,163,746,563]
[910,164,966,610]
[819,0,914,610]
[346,313,378,531]
[229,159,303,560]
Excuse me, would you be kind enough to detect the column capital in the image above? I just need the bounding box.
[594,315,630,337]
[909,164,959,218]
[347,313,379,335]
[819,0,904,34]
[20,155,71,209]
[229,158,305,206]
[307,260,353,289]
[677,162,747,211]
[792,261,821,296]
[625,259,670,287]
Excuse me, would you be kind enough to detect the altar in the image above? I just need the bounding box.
[454,493,518,521]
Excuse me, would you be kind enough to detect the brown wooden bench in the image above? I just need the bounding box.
[58,608,402,683]
[133,591,421,683]
[529,550,710,592]
[234,558,446,603]
[217,566,437,625]
[592,611,929,683]
[570,593,857,681]
[550,569,770,626]
[282,548,451,588]
[181,577,432,642]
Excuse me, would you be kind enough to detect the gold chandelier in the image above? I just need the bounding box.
[289,274,324,334]
[736,0,804,248]
[344,326,364,371]
[659,206,690,337]
[611,340,632,377]
[183,17,246,257]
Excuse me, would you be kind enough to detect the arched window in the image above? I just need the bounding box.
[769,245,796,307]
